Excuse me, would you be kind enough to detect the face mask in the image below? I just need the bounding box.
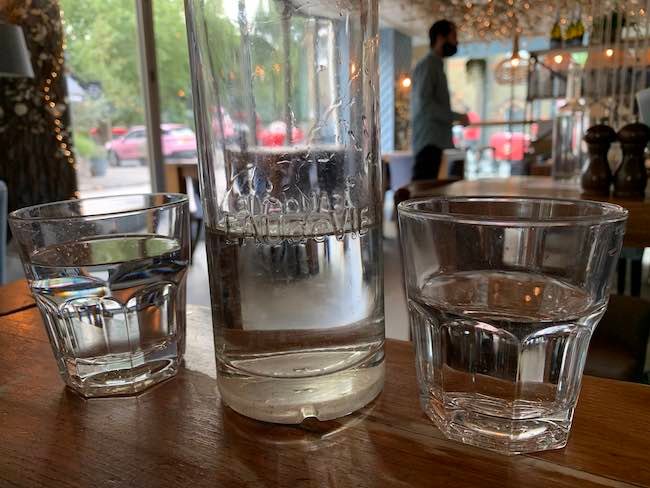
[442,41,458,57]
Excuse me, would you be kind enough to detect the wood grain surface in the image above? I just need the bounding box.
[0,279,34,317]
[407,176,650,249]
[0,305,649,488]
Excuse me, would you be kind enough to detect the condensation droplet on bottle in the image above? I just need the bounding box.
[348,131,362,151]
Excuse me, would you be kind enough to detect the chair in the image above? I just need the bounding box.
[0,181,6,285]
[184,175,204,254]
[617,248,644,296]
[393,178,461,214]
[585,294,650,383]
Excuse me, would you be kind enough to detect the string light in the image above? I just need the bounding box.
[37,2,75,169]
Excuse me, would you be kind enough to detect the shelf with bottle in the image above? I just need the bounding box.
[549,9,586,51]
[533,43,650,60]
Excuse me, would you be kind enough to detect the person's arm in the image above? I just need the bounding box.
[452,111,470,126]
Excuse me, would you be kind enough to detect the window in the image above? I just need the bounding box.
[62,0,151,195]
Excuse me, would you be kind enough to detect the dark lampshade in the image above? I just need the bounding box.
[0,22,34,78]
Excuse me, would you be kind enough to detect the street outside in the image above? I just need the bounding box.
[77,159,151,198]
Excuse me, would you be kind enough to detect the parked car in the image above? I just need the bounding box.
[259,121,304,146]
[105,124,197,166]
[90,126,128,138]
[212,108,236,142]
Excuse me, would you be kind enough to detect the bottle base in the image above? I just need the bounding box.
[217,352,385,424]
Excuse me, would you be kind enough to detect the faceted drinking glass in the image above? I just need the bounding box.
[398,197,627,454]
[184,0,384,423]
[9,194,190,397]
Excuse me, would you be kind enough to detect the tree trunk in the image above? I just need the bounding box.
[0,0,77,215]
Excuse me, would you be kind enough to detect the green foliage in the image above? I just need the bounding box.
[69,96,113,133]
[62,0,144,125]
[61,0,310,129]
[73,132,99,159]
[153,0,193,125]
[62,0,193,126]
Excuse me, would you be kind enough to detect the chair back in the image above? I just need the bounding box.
[0,181,7,284]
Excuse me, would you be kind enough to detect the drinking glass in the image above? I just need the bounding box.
[398,197,627,454]
[9,194,190,397]
[184,0,384,423]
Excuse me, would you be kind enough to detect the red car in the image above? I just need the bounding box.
[106,124,197,166]
[259,121,304,146]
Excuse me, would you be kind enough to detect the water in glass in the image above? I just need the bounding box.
[29,234,188,396]
[206,222,384,423]
[410,270,603,454]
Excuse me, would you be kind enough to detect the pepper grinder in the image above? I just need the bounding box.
[581,124,617,196]
[614,122,650,198]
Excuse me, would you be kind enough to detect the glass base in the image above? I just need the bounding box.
[61,352,181,397]
[422,394,572,455]
[218,354,385,424]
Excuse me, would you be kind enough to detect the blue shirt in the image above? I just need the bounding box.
[410,51,460,154]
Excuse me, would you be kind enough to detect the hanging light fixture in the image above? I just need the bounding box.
[509,34,521,67]
[494,34,529,85]
[0,21,34,78]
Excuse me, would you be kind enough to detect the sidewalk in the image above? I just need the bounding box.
[77,164,151,198]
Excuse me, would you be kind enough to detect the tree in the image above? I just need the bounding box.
[0,0,77,212]
[61,0,312,131]
[62,0,144,125]
[61,0,196,127]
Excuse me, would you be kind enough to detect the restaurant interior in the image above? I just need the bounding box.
[0,0,649,485]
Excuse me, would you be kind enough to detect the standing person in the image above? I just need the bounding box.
[411,20,469,180]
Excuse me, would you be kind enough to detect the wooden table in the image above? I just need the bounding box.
[0,279,34,316]
[1,298,649,487]
[407,176,650,248]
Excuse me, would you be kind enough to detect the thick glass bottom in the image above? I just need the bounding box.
[60,344,181,397]
[217,352,385,424]
[422,392,572,455]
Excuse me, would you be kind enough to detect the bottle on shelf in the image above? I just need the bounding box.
[552,62,586,181]
[550,14,563,49]
[565,15,576,46]
[574,8,585,46]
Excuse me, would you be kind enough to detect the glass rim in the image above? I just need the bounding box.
[397,196,629,226]
[9,193,189,223]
